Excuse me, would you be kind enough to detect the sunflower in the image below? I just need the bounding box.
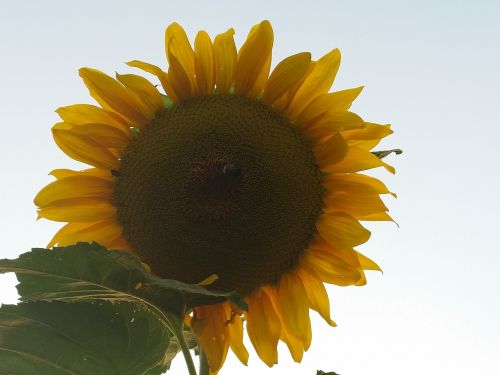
[35,20,395,372]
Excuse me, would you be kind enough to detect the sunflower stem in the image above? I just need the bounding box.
[199,347,210,375]
[165,313,198,375]
[177,330,198,375]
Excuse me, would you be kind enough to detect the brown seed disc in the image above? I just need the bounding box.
[114,94,324,295]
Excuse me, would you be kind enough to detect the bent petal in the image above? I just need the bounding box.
[126,60,175,101]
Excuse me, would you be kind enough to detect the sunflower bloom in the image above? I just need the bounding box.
[35,20,395,372]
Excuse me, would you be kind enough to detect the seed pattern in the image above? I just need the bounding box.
[114,94,324,294]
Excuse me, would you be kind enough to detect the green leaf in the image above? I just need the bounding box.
[316,371,341,375]
[372,148,403,159]
[0,242,247,318]
[0,301,171,375]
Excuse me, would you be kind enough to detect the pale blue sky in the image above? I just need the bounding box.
[1,1,499,374]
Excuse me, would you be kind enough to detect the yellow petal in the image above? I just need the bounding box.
[296,268,336,326]
[301,248,361,286]
[53,121,125,155]
[245,288,281,367]
[355,271,368,286]
[49,168,113,180]
[358,211,394,222]
[326,146,395,174]
[316,212,371,249]
[35,175,113,208]
[226,308,249,365]
[235,20,274,96]
[52,127,119,170]
[304,111,365,138]
[263,52,312,106]
[194,31,215,95]
[56,104,128,131]
[350,139,381,151]
[342,122,393,142]
[324,191,388,218]
[126,60,176,102]
[323,173,396,198]
[48,222,90,248]
[197,274,219,286]
[277,272,311,343]
[272,62,314,113]
[298,86,364,125]
[309,236,362,268]
[191,304,230,372]
[37,198,116,222]
[168,53,193,102]
[79,68,149,126]
[242,22,274,98]
[313,132,348,168]
[355,251,382,272]
[327,86,364,111]
[264,286,305,362]
[213,28,237,93]
[281,325,305,362]
[115,73,164,115]
[165,22,196,90]
[287,48,341,119]
[303,311,312,350]
[69,123,131,149]
[342,123,393,151]
[47,220,122,248]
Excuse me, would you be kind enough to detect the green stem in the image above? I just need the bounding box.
[177,330,197,375]
[199,347,210,375]
[164,313,197,375]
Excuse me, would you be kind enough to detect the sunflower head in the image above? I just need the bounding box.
[35,20,396,371]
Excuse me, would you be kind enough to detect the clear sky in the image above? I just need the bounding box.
[1,1,499,374]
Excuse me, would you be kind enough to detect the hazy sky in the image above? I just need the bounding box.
[1,1,499,374]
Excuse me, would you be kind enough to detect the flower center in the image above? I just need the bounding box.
[114,94,324,295]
